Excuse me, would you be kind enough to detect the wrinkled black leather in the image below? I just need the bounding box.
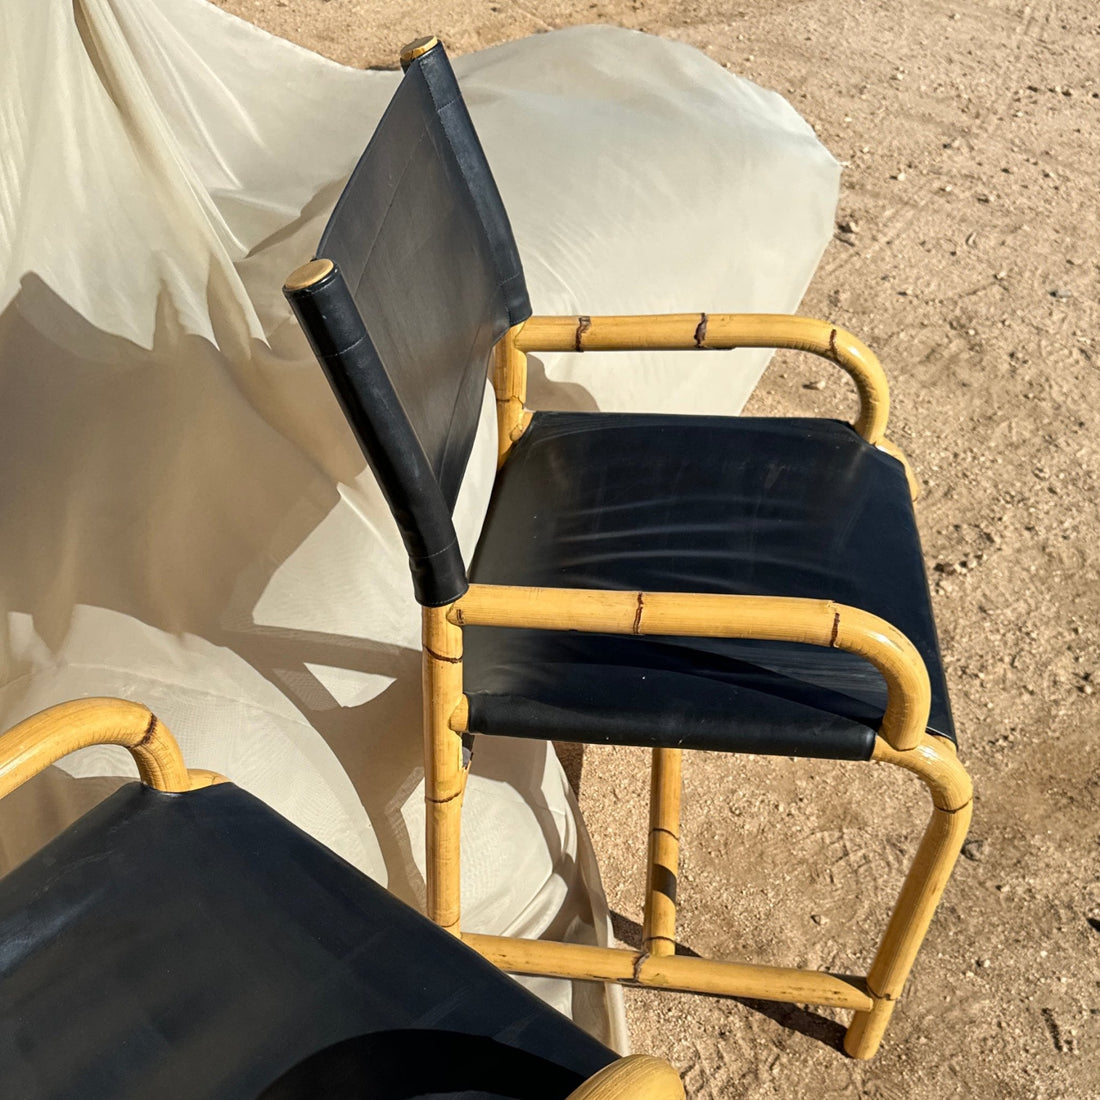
[285,42,531,606]
[0,783,615,1099]
[465,413,954,760]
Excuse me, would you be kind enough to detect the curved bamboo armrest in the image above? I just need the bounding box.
[512,313,890,445]
[566,1055,686,1100]
[450,586,930,753]
[0,698,192,800]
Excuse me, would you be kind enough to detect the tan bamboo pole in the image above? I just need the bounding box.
[0,698,190,798]
[423,604,467,935]
[451,585,930,752]
[512,312,890,444]
[565,1055,686,1100]
[462,932,874,1011]
[642,747,682,957]
[843,734,973,1059]
[491,326,530,465]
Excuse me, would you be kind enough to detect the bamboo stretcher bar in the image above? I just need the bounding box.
[0,698,191,797]
[512,312,890,444]
[451,585,931,752]
[462,933,874,1012]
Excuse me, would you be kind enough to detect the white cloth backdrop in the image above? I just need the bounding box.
[0,0,840,1046]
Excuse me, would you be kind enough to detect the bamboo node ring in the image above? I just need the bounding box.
[575,316,591,352]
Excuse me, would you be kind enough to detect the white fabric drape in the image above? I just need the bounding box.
[0,0,839,1045]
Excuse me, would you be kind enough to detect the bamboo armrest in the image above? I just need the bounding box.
[450,585,930,753]
[0,698,192,799]
[512,313,890,444]
[565,1055,686,1100]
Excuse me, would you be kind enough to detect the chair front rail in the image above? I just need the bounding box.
[448,584,931,753]
[0,698,193,798]
[511,313,890,444]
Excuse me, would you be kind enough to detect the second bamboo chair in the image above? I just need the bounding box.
[0,699,684,1100]
[284,36,972,1060]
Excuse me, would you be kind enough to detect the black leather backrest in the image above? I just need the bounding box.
[285,42,531,607]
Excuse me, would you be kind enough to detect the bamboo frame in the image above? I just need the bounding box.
[501,312,891,444]
[423,605,468,934]
[492,325,530,465]
[424,583,970,1059]
[449,585,930,753]
[0,698,198,798]
[566,1055,685,1100]
[643,747,681,957]
[462,933,874,1011]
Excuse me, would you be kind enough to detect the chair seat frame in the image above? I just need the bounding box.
[422,313,972,1060]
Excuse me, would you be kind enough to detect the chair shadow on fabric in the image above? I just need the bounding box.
[258,1030,588,1100]
[0,276,579,917]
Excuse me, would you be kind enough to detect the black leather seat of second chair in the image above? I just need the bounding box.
[0,783,616,1100]
[465,412,953,760]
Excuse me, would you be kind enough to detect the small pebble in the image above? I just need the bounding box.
[1051,288,1073,299]
[962,838,986,861]
[804,379,826,391]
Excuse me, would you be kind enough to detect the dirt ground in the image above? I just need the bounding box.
[216,0,1099,1095]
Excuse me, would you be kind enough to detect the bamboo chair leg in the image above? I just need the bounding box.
[643,747,682,957]
[423,605,467,935]
[844,735,973,1059]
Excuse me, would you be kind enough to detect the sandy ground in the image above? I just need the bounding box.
[216,0,1099,1095]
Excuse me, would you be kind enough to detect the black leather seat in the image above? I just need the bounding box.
[0,781,616,1100]
[466,413,953,759]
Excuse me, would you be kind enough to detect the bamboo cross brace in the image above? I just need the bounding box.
[461,933,874,1011]
[510,312,890,444]
[449,585,931,752]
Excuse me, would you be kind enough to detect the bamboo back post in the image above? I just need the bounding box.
[492,326,531,465]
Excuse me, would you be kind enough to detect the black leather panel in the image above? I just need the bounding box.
[286,265,468,606]
[286,42,531,606]
[0,783,615,1099]
[465,412,954,759]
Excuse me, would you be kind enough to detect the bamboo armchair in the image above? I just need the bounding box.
[284,36,972,1061]
[0,699,684,1100]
